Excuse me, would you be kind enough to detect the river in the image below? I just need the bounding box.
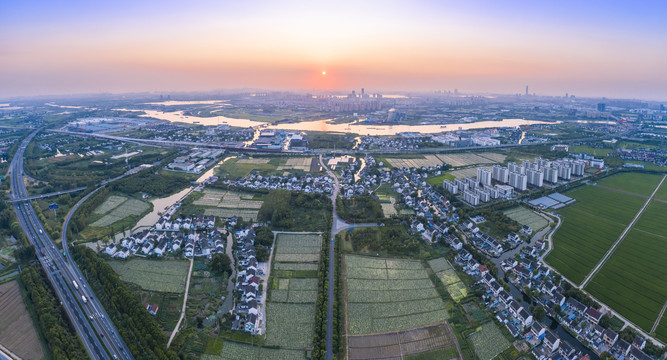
[132,157,233,230]
[115,108,558,136]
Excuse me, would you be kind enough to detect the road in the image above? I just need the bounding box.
[319,155,378,360]
[7,186,87,203]
[11,130,133,360]
[167,256,193,348]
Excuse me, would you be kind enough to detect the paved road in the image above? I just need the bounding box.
[580,174,666,288]
[7,186,88,203]
[319,155,379,360]
[320,155,339,360]
[11,130,133,360]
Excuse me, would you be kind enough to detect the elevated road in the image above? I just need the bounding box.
[7,187,87,203]
[10,130,133,360]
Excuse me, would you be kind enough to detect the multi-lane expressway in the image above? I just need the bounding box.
[10,130,133,360]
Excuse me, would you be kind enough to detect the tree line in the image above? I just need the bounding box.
[71,246,179,360]
[111,168,191,197]
[20,266,89,360]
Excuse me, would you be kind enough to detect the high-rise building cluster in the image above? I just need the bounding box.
[444,156,601,206]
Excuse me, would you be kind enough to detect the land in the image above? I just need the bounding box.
[0,281,45,360]
[109,258,190,293]
[344,255,449,336]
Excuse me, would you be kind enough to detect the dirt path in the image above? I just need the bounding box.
[651,300,667,334]
[167,255,194,348]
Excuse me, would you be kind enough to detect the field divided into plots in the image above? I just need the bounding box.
[545,185,645,284]
[109,259,189,293]
[384,152,506,169]
[546,172,667,340]
[0,281,45,360]
[265,233,322,348]
[468,322,510,360]
[345,255,449,336]
[428,257,468,302]
[195,189,263,221]
[91,195,150,227]
[348,323,459,360]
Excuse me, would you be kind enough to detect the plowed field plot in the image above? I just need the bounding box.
[109,259,189,293]
[0,281,45,360]
[348,322,458,360]
[345,255,449,335]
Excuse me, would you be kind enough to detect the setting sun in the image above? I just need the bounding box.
[322,71,326,75]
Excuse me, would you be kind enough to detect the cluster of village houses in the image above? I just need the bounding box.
[441,227,655,360]
[229,228,263,335]
[104,215,224,258]
[219,173,335,194]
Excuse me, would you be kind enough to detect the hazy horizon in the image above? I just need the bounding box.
[3,1,667,101]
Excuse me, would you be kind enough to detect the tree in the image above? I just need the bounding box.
[256,245,269,262]
[534,305,546,321]
[209,253,231,275]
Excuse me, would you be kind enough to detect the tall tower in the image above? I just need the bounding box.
[525,86,529,96]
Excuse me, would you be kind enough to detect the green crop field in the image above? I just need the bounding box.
[204,340,307,360]
[469,322,510,360]
[109,259,189,293]
[345,255,449,335]
[654,179,667,201]
[264,303,316,347]
[546,185,646,284]
[503,206,549,232]
[90,197,150,227]
[263,232,322,349]
[586,229,667,333]
[428,258,468,302]
[596,172,663,196]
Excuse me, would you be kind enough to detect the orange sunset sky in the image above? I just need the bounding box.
[2,0,667,99]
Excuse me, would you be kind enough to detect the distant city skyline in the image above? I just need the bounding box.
[2,1,667,100]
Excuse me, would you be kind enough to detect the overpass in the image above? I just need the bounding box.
[7,187,87,203]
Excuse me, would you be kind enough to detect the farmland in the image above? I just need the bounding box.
[185,188,263,221]
[0,281,45,360]
[90,194,151,227]
[217,156,316,178]
[383,152,506,169]
[503,206,549,232]
[546,172,667,340]
[545,184,646,284]
[347,323,459,360]
[265,233,322,349]
[595,172,663,196]
[586,229,667,334]
[109,258,189,293]
[428,257,468,302]
[345,255,449,335]
[468,322,510,360]
[203,340,307,360]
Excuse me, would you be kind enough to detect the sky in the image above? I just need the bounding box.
[2,0,667,100]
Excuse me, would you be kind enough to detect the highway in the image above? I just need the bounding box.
[10,130,133,360]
